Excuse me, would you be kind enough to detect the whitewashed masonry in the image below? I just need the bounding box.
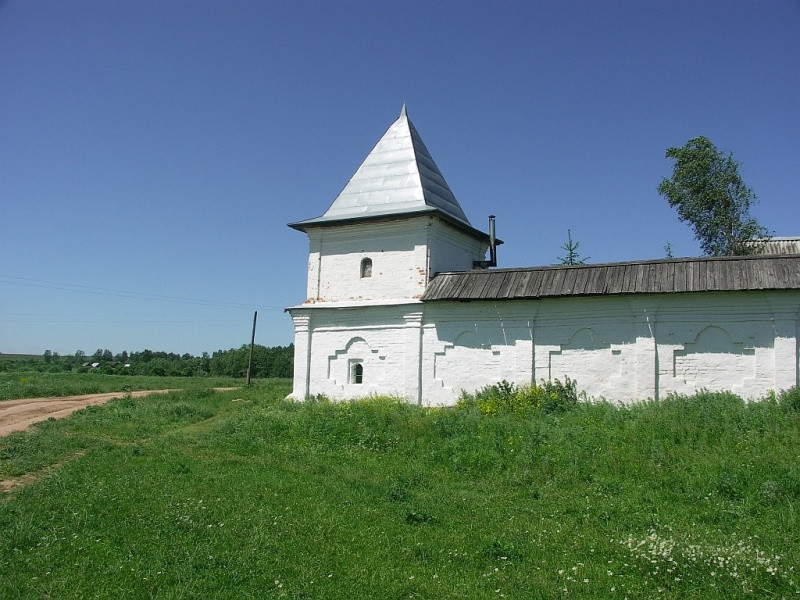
[287,107,800,405]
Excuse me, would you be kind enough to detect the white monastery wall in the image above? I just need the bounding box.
[290,291,799,406]
[288,109,800,408]
[421,297,646,405]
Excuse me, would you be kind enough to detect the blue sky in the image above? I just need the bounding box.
[1,0,798,356]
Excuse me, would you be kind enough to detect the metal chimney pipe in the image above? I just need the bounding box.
[473,215,498,269]
[488,215,496,267]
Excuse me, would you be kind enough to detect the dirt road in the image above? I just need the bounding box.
[0,390,178,437]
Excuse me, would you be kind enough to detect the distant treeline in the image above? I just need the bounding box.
[0,345,294,379]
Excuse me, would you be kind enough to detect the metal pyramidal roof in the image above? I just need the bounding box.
[290,106,472,229]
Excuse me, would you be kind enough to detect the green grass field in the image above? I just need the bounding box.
[0,354,42,362]
[0,371,245,400]
[1,382,798,598]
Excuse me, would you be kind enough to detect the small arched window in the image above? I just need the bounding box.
[352,362,363,384]
[360,257,372,278]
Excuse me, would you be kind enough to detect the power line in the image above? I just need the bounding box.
[0,313,287,324]
[0,274,286,310]
[0,274,252,307]
[0,317,245,324]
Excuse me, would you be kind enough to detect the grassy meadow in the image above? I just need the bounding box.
[0,371,246,401]
[1,381,799,598]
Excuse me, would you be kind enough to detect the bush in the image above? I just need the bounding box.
[540,377,583,413]
[778,386,800,412]
[458,377,583,416]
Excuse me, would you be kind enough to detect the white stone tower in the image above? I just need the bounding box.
[286,106,491,400]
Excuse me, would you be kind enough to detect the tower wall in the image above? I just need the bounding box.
[303,216,488,304]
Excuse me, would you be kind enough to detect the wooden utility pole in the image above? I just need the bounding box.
[246,310,257,386]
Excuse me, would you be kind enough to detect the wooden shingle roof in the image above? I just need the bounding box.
[421,255,800,301]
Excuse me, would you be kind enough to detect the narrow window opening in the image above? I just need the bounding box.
[360,257,372,278]
[351,362,363,384]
